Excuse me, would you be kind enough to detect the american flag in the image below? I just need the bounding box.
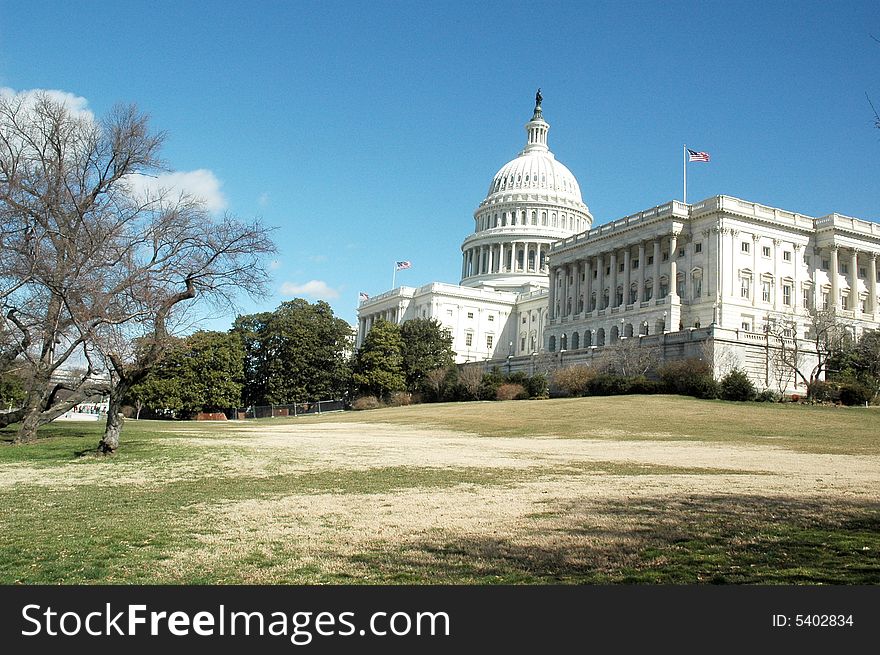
[395,260,412,271]
[358,292,369,302]
[687,148,710,162]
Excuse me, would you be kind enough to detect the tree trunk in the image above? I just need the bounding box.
[16,408,42,443]
[98,387,127,454]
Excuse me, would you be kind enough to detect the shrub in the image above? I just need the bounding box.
[627,376,661,395]
[526,373,549,399]
[496,383,527,401]
[352,395,381,410]
[551,365,595,397]
[588,373,629,396]
[719,369,757,402]
[838,382,873,406]
[755,389,781,403]
[807,380,838,403]
[388,391,412,407]
[658,358,718,399]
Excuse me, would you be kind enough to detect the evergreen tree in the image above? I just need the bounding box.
[399,318,455,394]
[353,319,406,400]
[233,299,353,405]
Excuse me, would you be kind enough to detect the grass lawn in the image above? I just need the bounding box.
[0,395,877,584]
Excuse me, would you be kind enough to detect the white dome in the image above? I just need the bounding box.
[460,93,592,293]
[486,151,584,207]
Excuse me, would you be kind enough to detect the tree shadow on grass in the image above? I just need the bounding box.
[349,495,880,584]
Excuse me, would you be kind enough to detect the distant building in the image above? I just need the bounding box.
[357,94,880,391]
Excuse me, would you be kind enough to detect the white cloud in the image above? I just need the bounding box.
[280,280,340,300]
[124,169,228,214]
[0,87,94,122]
[258,192,270,207]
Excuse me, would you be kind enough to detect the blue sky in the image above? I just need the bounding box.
[2,1,879,328]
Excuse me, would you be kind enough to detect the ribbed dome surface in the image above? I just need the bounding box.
[486,152,583,205]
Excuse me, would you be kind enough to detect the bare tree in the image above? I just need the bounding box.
[0,91,274,448]
[458,364,484,398]
[596,337,659,377]
[763,310,852,397]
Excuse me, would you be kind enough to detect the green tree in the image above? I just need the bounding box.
[128,331,244,417]
[399,318,454,394]
[353,319,405,401]
[233,299,352,406]
[0,371,25,409]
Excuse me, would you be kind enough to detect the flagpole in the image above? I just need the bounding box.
[683,144,687,204]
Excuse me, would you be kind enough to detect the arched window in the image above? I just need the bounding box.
[596,328,606,346]
[629,283,638,304]
[643,278,653,302]
[541,211,547,226]
[624,323,634,338]
[590,292,597,312]
[551,213,557,227]
[560,334,568,350]
[571,332,580,350]
[584,330,592,347]
[610,326,620,343]
[531,211,537,225]
[602,288,610,310]
[659,276,669,298]
[615,285,624,307]
[549,335,556,352]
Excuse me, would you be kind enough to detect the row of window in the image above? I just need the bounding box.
[476,210,585,232]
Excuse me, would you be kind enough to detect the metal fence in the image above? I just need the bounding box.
[231,399,346,420]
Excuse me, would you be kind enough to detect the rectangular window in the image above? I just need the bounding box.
[822,293,829,310]
[803,288,811,308]
[762,246,771,258]
[840,294,848,310]
[859,267,867,279]
[840,263,849,275]
[740,278,750,299]
[446,309,453,316]
[467,312,474,319]
[693,278,702,298]
[521,316,527,324]
[782,284,792,306]
[486,335,494,349]
[741,241,750,253]
[662,251,669,262]
[593,269,598,278]
[618,262,624,272]
[605,266,611,276]
[762,281,771,302]
[783,251,792,262]
[678,247,685,258]
[488,315,494,322]
[465,332,473,347]
[633,259,639,269]
[860,297,867,312]
[521,337,526,351]
[742,321,751,331]
[694,242,702,254]
[822,259,830,269]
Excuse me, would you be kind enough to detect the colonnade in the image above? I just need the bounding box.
[462,241,550,279]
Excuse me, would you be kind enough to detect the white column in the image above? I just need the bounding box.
[573,259,581,315]
[669,233,679,299]
[652,240,661,301]
[792,244,800,310]
[585,257,593,312]
[549,267,558,318]
[751,234,758,307]
[851,249,860,316]
[623,247,632,306]
[831,246,840,309]
[637,242,645,303]
[870,254,878,315]
[772,238,781,311]
[609,251,618,307]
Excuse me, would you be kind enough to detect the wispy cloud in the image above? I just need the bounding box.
[0,87,94,122]
[124,169,228,214]
[280,280,340,300]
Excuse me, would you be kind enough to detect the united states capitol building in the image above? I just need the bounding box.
[357,93,880,392]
